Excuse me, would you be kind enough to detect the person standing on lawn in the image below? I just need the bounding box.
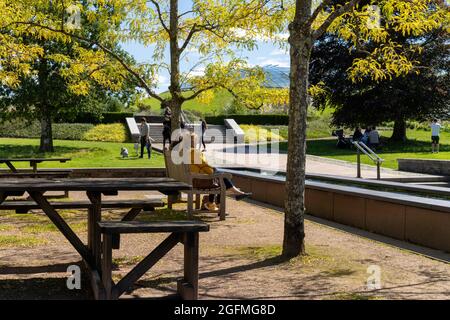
[431,119,441,153]
[139,118,154,159]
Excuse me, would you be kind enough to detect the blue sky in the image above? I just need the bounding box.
[121,40,289,93]
[120,1,290,93]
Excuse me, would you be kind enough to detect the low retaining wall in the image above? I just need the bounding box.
[398,159,450,176]
[229,171,450,253]
[0,168,167,178]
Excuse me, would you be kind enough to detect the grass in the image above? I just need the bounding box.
[278,129,449,170]
[0,138,165,169]
[142,89,234,115]
[0,234,47,247]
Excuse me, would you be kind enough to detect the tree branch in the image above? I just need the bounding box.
[149,0,170,35]
[182,85,215,101]
[312,0,362,40]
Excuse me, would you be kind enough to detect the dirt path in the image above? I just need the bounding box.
[0,192,448,300]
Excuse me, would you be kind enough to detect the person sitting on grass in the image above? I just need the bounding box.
[353,127,363,142]
[180,134,251,212]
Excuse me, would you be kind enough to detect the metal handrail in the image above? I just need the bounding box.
[353,141,384,180]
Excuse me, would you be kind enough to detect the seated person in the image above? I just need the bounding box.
[368,126,380,149]
[361,127,371,144]
[183,134,251,212]
[353,127,363,142]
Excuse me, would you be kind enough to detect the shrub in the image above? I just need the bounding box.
[82,124,129,143]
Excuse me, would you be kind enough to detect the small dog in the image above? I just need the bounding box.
[120,147,129,158]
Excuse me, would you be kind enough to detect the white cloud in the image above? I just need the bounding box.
[254,58,290,68]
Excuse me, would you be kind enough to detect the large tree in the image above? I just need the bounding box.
[310,28,449,142]
[283,0,448,257]
[0,1,135,152]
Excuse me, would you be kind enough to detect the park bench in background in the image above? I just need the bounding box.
[164,149,232,220]
[99,220,210,300]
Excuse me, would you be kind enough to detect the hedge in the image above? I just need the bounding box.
[0,120,94,140]
[0,120,129,142]
[68,112,134,124]
[205,114,289,125]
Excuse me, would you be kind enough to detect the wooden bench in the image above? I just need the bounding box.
[98,220,210,300]
[0,199,165,250]
[164,149,232,220]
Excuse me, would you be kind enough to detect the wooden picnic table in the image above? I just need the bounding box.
[0,158,71,173]
[0,177,191,299]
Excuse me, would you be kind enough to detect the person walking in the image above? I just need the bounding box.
[139,118,154,159]
[200,118,207,151]
[431,119,441,153]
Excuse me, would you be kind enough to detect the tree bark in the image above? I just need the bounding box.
[391,118,407,142]
[39,107,54,153]
[283,1,313,258]
[168,0,182,131]
[38,56,54,153]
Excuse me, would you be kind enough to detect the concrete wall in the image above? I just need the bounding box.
[230,172,450,253]
[398,159,450,176]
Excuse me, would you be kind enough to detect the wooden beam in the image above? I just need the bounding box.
[178,232,199,300]
[113,233,181,299]
[28,191,94,267]
[102,234,114,300]
[87,191,102,270]
[5,161,18,173]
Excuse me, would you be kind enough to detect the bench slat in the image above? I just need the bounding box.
[98,221,210,234]
[0,199,164,211]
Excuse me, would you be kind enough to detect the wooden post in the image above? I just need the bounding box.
[87,191,102,270]
[177,232,199,300]
[112,208,143,249]
[195,194,201,210]
[102,234,113,300]
[187,193,194,219]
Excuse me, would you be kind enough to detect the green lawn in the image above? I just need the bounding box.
[296,129,450,170]
[142,89,234,115]
[0,138,165,169]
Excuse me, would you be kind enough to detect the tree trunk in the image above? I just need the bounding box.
[283,1,313,258]
[38,55,54,153]
[169,0,182,131]
[391,118,407,142]
[39,108,54,153]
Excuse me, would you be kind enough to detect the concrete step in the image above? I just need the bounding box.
[147,124,234,144]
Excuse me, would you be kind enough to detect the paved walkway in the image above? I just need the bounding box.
[156,143,429,180]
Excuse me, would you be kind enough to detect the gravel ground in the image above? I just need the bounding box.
[0,191,448,300]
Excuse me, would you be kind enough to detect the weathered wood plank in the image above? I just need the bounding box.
[0,178,191,193]
[0,199,164,211]
[98,221,210,234]
[113,233,181,298]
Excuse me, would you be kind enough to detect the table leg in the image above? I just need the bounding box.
[31,161,37,173]
[5,161,18,173]
[177,232,199,300]
[28,191,94,267]
[87,191,102,271]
